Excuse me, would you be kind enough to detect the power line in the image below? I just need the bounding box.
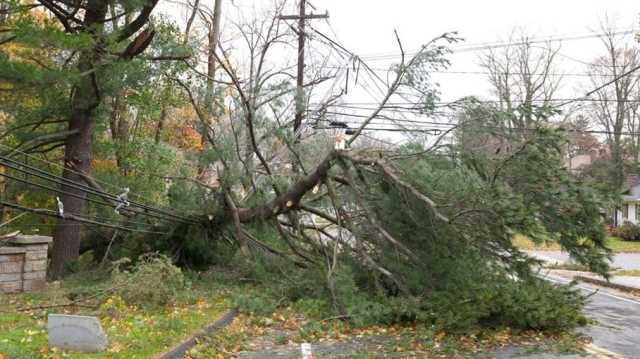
[311,97,640,108]
[313,126,443,134]
[0,143,158,205]
[0,155,200,225]
[0,171,115,209]
[312,123,640,136]
[0,155,195,224]
[323,67,623,78]
[306,27,640,137]
[309,25,640,123]
[559,63,640,107]
[0,172,166,229]
[0,201,168,235]
[315,112,452,124]
[312,109,640,136]
[357,29,636,60]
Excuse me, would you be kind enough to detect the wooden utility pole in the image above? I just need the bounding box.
[206,0,224,114]
[280,1,328,141]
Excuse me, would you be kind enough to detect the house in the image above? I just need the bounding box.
[566,154,593,173]
[614,175,640,226]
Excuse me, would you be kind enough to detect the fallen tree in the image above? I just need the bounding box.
[143,19,612,330]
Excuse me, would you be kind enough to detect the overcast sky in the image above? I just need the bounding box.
[321,0,639,98]
[164,0,640,98]
[162,1,640,142]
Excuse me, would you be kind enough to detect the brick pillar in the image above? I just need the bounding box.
[0,247,27,293]
[3,235,52,292]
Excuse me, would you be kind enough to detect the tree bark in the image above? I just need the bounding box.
[155,104,167,143]
[50,0,108,279]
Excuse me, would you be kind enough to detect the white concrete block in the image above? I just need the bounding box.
[24,271,46,280]
[0,273,21,282]
[24,259,47,272]
[48,314,109,353]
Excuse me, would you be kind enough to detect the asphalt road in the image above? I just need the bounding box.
[548,275,640,359]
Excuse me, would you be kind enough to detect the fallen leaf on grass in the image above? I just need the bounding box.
[109,342,128,352]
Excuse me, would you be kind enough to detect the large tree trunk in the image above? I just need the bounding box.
[50,0,107,278]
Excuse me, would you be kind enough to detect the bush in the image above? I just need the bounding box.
[110,253,186,307]
[612,222,640,241]
[480,278,587,330]
[338,273,587,331]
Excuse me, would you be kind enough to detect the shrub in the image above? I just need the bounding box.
[110,253,186,307]
[338,273,587,331]
[479,278,587,330]
[228,253,587,332]
[612,222,640,241]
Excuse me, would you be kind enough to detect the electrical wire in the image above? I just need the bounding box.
[0,201,168,235]
[357,29,636,60]
[0,154,199,225]
[0,143,159,205]
[323,67,622,77]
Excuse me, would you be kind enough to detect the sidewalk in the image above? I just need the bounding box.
[526,250,640,294]
[576,272,640,292]
[526,250,640,271]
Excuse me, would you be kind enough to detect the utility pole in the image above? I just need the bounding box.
[206,0,223,115]
[280,1,328,142]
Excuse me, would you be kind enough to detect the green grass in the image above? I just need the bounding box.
[605,237,640,252]
[513,234,561,251]
[0,272,231,359]
[545,263,591,272]
[611,269,640,277]
[513,234,640,253]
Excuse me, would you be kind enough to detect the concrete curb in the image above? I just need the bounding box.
[575,275,640,297]
[584,343,630,359]
[158,308,239,359]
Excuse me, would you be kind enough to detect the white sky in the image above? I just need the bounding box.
[318,0,640,98]
[160,0,640,143]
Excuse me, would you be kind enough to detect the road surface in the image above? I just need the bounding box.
[544,274,640,359]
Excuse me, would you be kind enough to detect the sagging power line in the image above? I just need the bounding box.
[0,201,167,235]
[0,154,200,226]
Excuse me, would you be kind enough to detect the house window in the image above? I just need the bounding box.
[624,204,629,219]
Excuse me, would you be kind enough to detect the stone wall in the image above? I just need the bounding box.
[0,235,51,293]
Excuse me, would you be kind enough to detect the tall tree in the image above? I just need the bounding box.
[1,0,182,277]
[586,23,640,190]
[480,30,562,132]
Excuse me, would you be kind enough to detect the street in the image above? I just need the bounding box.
[544,274,640,359]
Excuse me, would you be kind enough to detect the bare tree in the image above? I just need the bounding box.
[586,22,640,188]
[480,30,563,131]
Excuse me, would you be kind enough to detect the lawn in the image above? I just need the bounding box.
[0,271,232,359]
[611,270,640,277]
[513,234,640,253]
[0,267,592,359]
